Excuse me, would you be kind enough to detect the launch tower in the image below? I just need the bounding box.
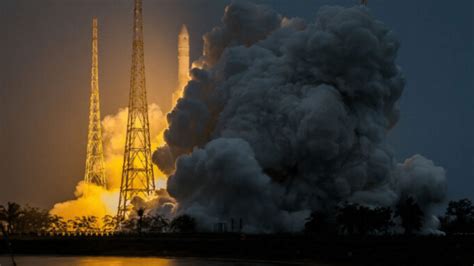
[117,0,155,220]
[84,18,107,188]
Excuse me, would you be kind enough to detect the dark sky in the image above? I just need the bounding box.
[0,0,472,209]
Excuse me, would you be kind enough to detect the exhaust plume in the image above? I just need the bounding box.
[154,3,447,233]
[51,104,168,221]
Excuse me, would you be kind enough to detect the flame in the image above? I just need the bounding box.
[50,103,169,221]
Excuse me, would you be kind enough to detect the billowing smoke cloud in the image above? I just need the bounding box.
[153,3,447,232]
[102,104,168,189]
[396,155,446,233]
[50,181,118,224]
[51,104,169,221]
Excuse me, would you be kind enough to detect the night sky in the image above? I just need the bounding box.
[0,0,472,210]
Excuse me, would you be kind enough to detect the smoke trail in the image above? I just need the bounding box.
[153,3,446,233]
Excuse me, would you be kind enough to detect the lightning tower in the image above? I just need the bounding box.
[84,18,107,188]
[117,0,155,220]
[172,24,190,105]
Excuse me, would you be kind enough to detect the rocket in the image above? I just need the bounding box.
[172,24,190,106]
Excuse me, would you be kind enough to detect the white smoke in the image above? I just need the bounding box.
[154,2,447,232]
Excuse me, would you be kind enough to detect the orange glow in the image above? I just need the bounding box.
[50,182,118,226]
[50,103,169,220]
[76,257,175,266]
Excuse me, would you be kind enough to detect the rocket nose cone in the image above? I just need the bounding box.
[179,24,189,36]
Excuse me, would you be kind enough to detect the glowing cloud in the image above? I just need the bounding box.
[50,103,169,220]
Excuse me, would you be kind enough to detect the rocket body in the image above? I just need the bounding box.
[173,24,190,105]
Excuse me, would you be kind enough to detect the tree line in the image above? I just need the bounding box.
[0,203,195,236]
[1,198,473,236]
[304,198,474,236]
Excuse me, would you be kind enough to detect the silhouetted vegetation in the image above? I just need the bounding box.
[16,206,50,234]
[118,212,197,234]
[1,201,474,265]
[0,202,22,234]
[305,203,394,236]
[440,198,474,234]
[169,215,196,233]
[147,214,170,232]
[337,203,393,235]
[0,202,191,236]
[48,215,68,234]
[102,215,118,233]
[119,212,171,234]
[337,203,367,235]
[0,202,173,235]
[68,216,100,235]
[396,197,424,235]
[136,208,145,235]
[0,203,54,235]
[3,198,474,237]
[304,211,334,235]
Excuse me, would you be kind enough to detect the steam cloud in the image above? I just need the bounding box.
[102,104,168,190]
[154,3,447,233]
[51,104,168,221]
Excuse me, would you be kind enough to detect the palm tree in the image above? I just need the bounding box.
[85,216,99,234]
[102,215,118,233]
[336,203,359,235]
[336,203,394,235]
[444,198,474,233]
[136,208,145,235]
[149,214,170,233]
[48,215,67,235]
[67,219,76,234]
[446,199,474,221]
[16,206,50,235]
[69,216,98,234]
[70,217,85,234]
[0,202,23,234]
[304,211,332,235]
[396,197,424,235]
[367,207,393,234]
[169,215,196,233]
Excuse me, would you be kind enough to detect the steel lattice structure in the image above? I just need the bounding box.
[84,18,107,188]
[117,0,155,220]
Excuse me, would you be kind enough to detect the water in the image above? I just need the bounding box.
[0,256,321,266]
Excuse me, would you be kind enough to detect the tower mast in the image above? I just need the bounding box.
[84,18,107,188]
[117,0,155,220]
